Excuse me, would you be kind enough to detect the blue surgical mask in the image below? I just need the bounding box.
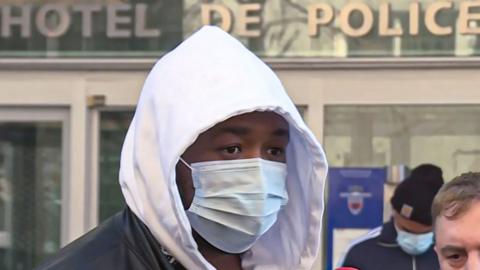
[180,157,288,254]
[395,226,433,256]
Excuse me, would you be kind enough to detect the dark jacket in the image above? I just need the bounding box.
[341,220,439,270]
[34,208,185,270]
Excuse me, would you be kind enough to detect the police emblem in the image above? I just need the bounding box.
[340,186,372,216]
[347,191,364,215]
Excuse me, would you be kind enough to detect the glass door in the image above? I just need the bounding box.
[86,108,134,229]
[98,110,134,222]
[0,108,68,270]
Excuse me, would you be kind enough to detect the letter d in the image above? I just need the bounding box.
[201,4,232,32]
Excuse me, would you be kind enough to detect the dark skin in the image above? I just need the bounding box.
[393,211,433,234]
[175,111,289,270]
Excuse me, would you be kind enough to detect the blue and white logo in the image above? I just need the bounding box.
[340,186,372,216]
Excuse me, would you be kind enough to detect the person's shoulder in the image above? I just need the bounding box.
[34,212,131,270]
[338,226,383,266]
[348,226,383,251]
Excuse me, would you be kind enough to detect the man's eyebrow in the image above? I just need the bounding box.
[212,126,289,138]
[272,128,289,137]
[440,245,467,254]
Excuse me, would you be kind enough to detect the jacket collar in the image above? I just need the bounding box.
[377,219,399,247]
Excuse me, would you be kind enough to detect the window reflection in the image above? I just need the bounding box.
[1,0,479,57]
[0,122,62,270]
[324,105,480,181]
[99,111,134,222]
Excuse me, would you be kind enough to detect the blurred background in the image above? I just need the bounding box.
[1,0,480,269]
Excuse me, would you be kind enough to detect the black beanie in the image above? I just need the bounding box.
[391,164,444,226]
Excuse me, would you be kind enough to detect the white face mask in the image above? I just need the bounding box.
[395,226,434,256]
[180,157,288,254]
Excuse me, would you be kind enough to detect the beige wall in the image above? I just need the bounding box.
[1,63,480,269]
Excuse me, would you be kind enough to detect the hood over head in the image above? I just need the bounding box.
[119,26,328,270]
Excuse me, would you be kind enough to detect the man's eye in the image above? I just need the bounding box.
[267,147,284,156]
[223,146,241,154]
[448,254,461,260]
[446,253,466,267]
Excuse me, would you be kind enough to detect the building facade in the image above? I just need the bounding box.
[1,1,480,269]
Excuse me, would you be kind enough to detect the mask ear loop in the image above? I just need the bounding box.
[179,158,198,213]
[179,157,194,171]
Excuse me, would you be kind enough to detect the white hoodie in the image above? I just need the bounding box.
[119,26,328,270]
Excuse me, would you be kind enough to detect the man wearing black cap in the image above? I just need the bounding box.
[339,164,444,270]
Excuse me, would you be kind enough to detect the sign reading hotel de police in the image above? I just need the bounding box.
[0,1,479,56]
[1,1,480,38]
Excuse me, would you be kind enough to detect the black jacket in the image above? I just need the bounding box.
[35,208,185,270]
[341,220,439,270]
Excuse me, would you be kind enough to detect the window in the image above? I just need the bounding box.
[0,122,62,269]
[324,105,480,181]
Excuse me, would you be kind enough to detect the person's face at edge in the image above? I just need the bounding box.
[434,201,480,270]
[175,111,289,210]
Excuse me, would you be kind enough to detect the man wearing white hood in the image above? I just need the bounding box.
[35,26,328,270]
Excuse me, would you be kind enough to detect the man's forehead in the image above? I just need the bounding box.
[220,111,287,125]
[204,111,289,135]
[394,211,432,233]
[435,203,480,244]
